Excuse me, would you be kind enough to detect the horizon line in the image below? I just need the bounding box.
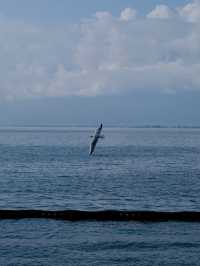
[0,124,200,129]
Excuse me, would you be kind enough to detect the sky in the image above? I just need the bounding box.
[0,0,200,126]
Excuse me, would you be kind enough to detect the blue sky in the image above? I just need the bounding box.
[0,0,200,126]
[0,0,189,22]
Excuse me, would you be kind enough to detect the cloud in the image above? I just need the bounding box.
[95,11,112,20]
[178,0,200,22]
[0,1,200,100]
[147,5,173,19]
[120,8,137,21]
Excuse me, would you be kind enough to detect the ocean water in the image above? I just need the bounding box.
[0,127,200,265]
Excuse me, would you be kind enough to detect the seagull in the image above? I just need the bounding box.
[89,123,104,155]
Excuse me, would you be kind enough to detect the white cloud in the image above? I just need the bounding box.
[178,0,200,22]
[0,1,200,100]
[95,11,112,20]
[120,8,137,21]
[147,5,173,19]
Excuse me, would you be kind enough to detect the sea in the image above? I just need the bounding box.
[0,127,200,265]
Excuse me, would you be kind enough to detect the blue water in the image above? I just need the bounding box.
[0,127,200,265]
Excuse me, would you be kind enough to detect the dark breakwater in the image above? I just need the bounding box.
[1,210,200,222]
